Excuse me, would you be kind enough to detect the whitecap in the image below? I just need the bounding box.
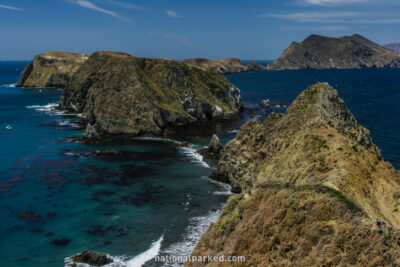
[0,83,16,88]
[134,136,183,145]
[26,103,81,117]
[227,129,238,133]
[161,209,221,266]
[178,146,210,168]
[127,235,164,267]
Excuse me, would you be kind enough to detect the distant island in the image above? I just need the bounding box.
[18,51,243,139]
[384,43,400,53]
[183,58,266,74]
[268,34,400,70]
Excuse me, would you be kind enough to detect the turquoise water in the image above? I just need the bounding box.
[0,61,400,266]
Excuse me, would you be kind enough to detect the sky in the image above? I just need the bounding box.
[0,0,400,60]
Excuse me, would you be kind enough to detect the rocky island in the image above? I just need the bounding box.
[268,34,400,70]
[17,51,89,88]
[384,43,400,53]
[187,83,400,266]
[183,58,266,74]
[41,51,241,138]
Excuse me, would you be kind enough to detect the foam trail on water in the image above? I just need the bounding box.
[178,146,210,168]
[26,103,81,117]
[127,235,164,267]
[0,83,16,88]
[161,209,221,267]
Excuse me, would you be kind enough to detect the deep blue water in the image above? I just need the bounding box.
[0,62,400,266]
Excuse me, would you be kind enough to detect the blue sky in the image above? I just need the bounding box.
[0,0,400,60]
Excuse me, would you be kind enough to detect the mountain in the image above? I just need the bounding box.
[58,51,242,139]
[186,82,400,266]
[17,51,89,88]
[183,58,266,74]
[267,34,400,70]
[384,43,400,53]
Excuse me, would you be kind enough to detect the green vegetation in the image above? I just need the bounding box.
[221,193,243,216]
[311,135,329,153]
[215,211,241,236]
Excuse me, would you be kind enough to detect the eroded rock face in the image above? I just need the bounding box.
[59,52,243,138]
[70,250,113,266]
[208,134,222,155]
[17,51,89,88]
[187,82,400,266]
[268,34,400,70]
[183,58,265,74]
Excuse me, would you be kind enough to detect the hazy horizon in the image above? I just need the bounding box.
[1,0,400,61]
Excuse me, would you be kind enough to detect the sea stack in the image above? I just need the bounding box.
[186,82,400,266]
[17,51,89,88]
[58,51,243,138]
[268,34,400,70]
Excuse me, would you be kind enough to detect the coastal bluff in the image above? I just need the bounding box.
[187,83,400,266]
[17,51,89,88]
[183,58,265,74]
[58,51,243,138]
[268,34,400,70]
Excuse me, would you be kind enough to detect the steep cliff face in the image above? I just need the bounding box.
[268,34,400,70]
[183,58,266,74]
[59,52,242,138]
[17,51,89,88]
[187,82,400,266]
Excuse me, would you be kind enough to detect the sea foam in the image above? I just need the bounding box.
[126,235,164,267]
[178,145,210,168]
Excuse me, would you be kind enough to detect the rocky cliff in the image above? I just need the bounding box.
[183,58,266,74]
[59,52,243,138]
[187,82,400,266]
[17,51,89,88]
[268,34,400,70]
[384,43,400,53]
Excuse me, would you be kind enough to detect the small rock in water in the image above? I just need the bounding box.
[83,123,100,140]
[208,134,222,155]
[259,99,271,109]
[70,250,113,266]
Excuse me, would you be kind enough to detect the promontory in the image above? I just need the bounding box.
[55,51,242,138]
[187,82,400,266]
[268,34,400,70]
[17,51,89,88]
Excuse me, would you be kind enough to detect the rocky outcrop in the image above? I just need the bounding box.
[69,250,113,266]
[384,43,400,53]
[208,134,222,155]
[59,52,243,138]
[268,34,400,70]
[17,51,89,88]
[183,58,266,74]
[187,82,400,266]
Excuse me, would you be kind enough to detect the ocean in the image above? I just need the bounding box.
[0,61,399,266]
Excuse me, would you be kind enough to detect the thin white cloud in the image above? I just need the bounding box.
[166,9,181,18]
[260,11,360,22]
[0,4,24,11]
[149,31,190,45]
[105,0,144,10]
[70,0,122,19]
[299,0,368,5]
[260,11,400,24]
[282,25,350,31]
